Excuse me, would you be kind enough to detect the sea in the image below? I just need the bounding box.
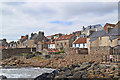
[0,66,55,78]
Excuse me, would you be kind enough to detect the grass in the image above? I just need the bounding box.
[21,53,27,56]
[32,56,42,59]
[60,53,64,54]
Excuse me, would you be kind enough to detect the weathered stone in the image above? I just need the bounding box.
[110,66,116,71]
[55,75,67,79]
[73,71,82,78]
[34,73,49,80]
[46,73,55,78]
[0,75,7,79]
[63,70,72,76]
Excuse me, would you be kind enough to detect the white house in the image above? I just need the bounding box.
[73,37,87,48]
[48,41,55,49]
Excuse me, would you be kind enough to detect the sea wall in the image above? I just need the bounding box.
[65,48,88,55]
[2,48,36,59]
[90,46,112,55]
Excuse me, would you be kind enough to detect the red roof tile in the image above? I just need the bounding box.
[73,37,87,44]
[56,34,72,41]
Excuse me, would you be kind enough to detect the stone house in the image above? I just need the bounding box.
[87,22,120,54]
[36,37,49,52]
[81,24,103,37]
[55,34,76,50]
[73,37,87,48]
[27,31,45,50]
[17,35,28,48]
[0,39,8,49]
[8,41,17,48]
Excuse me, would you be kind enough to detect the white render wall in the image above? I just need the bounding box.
[48,44,55,49]
[73,43,87,48]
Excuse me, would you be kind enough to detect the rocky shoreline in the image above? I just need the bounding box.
[2,54,104,68]
[35,61,120,80]
[1,54,120,79]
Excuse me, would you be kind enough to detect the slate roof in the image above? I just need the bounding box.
[89,28,120,42]
[30,33,45,44]
[109,36,118,40]
[89,37,97,42]
[85,24,102,31]
[73,38,87,44]
[89,28,120,38]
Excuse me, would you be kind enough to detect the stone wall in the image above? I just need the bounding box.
[65,47,88,54]
[2,48,36,59]
[89,46,112,55]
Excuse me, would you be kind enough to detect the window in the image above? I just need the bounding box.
[74,44,76,47]
[110,40,112,43]
[100,37,102,40]
[61,43,63,46]
[83,43,85,48]
[65,42,66,45]
[57,43,59,46]
[78,44,80,47]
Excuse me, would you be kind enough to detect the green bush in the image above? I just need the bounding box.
[55,52,60,54]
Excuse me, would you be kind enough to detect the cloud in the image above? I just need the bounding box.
[1,2,118,42]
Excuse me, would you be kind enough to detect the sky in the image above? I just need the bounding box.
[0,1,119,42]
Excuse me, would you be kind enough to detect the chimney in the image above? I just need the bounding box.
[31,33,34,37]
[26,34,29,39]
[21,36,24,39]
[3,39,6,42]
[83,26,85,31]
[41,32,44,36]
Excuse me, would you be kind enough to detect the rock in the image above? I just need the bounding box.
[109,74,114,78]
[67,76,73,78]
[34,73,49,80]
[110,66,116,71]
[55,75,67,79]
[69,64,78,70]
[73,71,82,78]
[63,70,72,76]
[59,67,66,72]
[0,75,7,79]
[46,73,55,78]
[82,62,90,66]
[52,70,60,75]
